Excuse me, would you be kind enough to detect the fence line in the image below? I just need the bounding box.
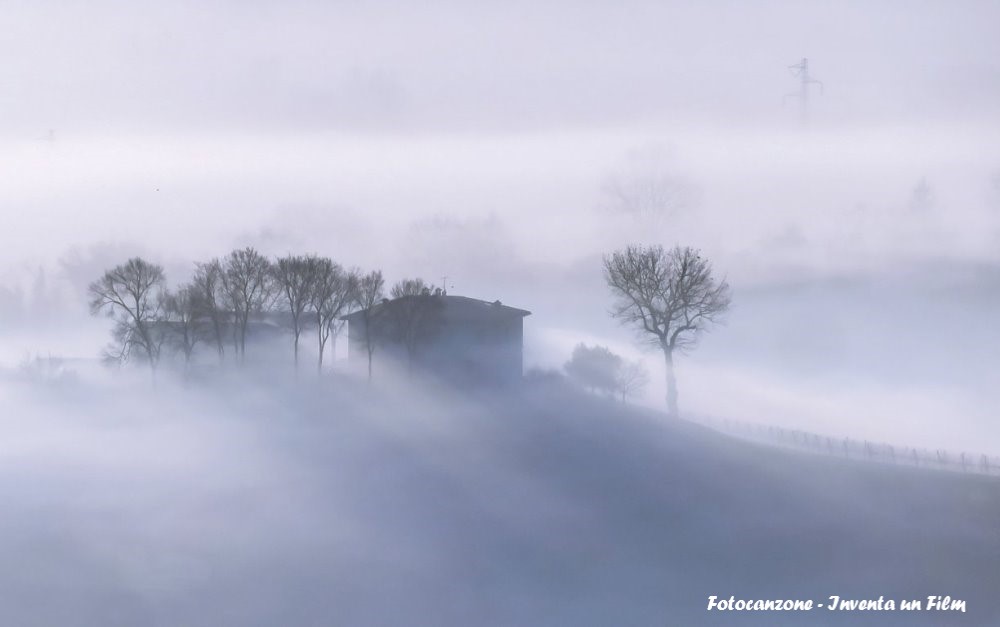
[696,416,1000,477]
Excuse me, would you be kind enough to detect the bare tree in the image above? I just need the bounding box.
[88,257,167,370]
[385,278,445,373]
[273,254,319,371]
[391,278,429,299]
[564,343,621,396]
[162,284,208,368]
[602,145,698,225]
[616,359,650,404]
[353,270,385,382]
[191,259,228,363]
[603,244,731,416]
[221,247,274,363]
[311,259,357,374]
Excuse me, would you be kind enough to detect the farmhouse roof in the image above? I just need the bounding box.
[340,294,530,322]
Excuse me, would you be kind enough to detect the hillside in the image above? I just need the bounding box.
[1,375,997,626]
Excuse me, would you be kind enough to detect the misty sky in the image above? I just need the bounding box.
[3,0,999,269]
[3,1,999,133]
[3,1,1000,453]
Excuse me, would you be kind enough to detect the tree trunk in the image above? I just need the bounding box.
[364,322,373,383]
[317,322,326,375]
[239,314,249,364]
[212,319,224,364]
[232,321,239,361]
[663,347,678,417]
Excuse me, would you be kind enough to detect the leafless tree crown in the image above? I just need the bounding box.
[390,278,430,299]
[87,257,167,367]
[616,359,650,403]
[162,283,209,365]
[191,259,229,361]
[311,259,358,372]
[221,247,274,361]
[353,270,385,380]
[602,146,698,223]
[273,254,322,368]
[603,244,731,353]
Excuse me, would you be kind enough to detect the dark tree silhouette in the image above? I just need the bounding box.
[311,259,357,374]
[391,278,430,298]
[88,257,167,370]
[353,270,385,382]
[162,284,208,368]
[221,247,273,363]
[191,259,229,364]
[273,254,319,371]
[603,244,730,416]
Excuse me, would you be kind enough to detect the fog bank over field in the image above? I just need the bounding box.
[3,124,999,276]
[0,372,996,626]
[3,124,1000,454]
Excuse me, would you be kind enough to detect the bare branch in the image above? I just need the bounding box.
[87,257,166,370]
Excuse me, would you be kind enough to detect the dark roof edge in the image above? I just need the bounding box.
[340,295,531,321]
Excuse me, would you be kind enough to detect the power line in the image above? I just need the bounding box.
[784,58,823,126]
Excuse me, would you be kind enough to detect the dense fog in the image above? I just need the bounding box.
[1,1,999,624]
[0,368,996,626]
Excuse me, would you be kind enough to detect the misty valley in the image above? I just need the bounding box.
[2,362,998,626]
[3,1,1000,625]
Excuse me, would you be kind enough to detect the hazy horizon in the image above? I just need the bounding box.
[4,0,1000,452]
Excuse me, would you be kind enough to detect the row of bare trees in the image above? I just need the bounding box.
[87,240,733,406]
[88,247,387,375]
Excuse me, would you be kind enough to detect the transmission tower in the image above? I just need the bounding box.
[785,58,823,125]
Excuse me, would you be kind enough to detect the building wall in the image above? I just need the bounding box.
[346,315,524,385]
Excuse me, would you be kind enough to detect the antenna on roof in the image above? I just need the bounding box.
[440,275,449,296]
